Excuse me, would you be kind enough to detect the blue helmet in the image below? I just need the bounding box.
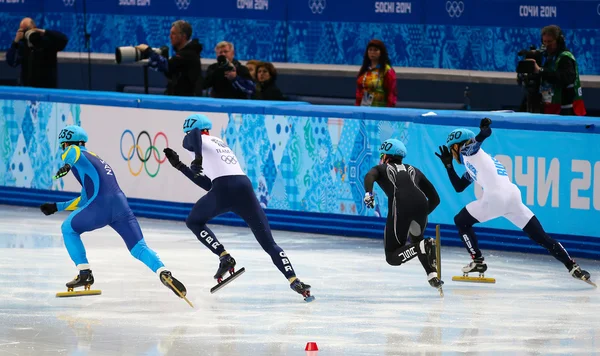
[58,125,88,146]
[183,114,212,134]
[379,138,407,158]
[445,128,475,148]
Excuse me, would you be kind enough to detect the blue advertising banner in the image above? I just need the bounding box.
[0,0,44,12]
[290,0,421,24]
[40,0,284,20]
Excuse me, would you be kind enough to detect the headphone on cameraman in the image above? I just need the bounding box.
[541,25,566,50]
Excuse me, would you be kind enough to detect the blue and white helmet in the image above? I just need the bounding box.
[445,128,475,148]
[379,138,407,158]
[183,114,212,134]
[58,125,88,146]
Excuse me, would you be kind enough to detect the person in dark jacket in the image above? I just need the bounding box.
[5,17,68,88]
[253,62,286,101]
[136,20,203,97]
[203,41,255,99]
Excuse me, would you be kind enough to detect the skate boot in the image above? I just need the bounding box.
[66,269,94,291]
[290,278,315,302]
[462,257,488,277]
[160,270,187,297]
[569,264,596,287]
[214,254,237,283]
[428,273,444,297]
[423,238,437,271]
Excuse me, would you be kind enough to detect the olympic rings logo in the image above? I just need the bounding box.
[446,1,464,18]
[120,130,169,178]
[221,155,238,165]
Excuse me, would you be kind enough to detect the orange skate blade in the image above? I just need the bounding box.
[56,289,102,298]
[452,275,496,284]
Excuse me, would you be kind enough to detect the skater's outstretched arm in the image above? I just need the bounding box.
[363,166,380,194]
[177,163,212,190]
[434,145,473,193]
[415,169,440,214]
[55,145,89,210]
[475,117,492,143]
[163,148,212,190]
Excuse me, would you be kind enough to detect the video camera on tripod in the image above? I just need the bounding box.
[516,45,546,113]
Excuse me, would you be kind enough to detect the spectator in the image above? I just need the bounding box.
[203,41,255,99]
[136,20,203,97]
[526,25,586,116]
[5,17,68,88]
[246,59,261,82]
[355,39,397,107]
[253,62,285,101]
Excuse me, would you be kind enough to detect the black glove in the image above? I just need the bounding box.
[435,145,454,168]
[53,164,71,179]
[40,203,58,216]
[163,148,183,169]
[479,117,492,139]
[190,158,203,177]
[480,117,492,129]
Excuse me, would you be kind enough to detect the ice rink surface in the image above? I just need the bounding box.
[1,205,599,356]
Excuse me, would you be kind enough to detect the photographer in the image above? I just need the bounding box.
[135,20,203,97]
[5,17,68,88]
[203,41,255,99]
[526,25,586,116]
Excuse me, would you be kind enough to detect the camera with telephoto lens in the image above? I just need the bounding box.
[217,55,235,72]
[115,46,169,64]
[24,29,42,49]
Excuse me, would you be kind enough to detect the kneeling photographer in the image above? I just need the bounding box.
[129,20,202,97]
[518,25,586,116]
[5,17,68,88]
[203,41,255,99]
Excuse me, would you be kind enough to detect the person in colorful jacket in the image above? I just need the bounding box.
[526,25,586,116]
[355,39,397,107]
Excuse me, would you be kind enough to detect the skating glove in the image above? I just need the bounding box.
[40,203,58,216]
[364,192,375,209]
[479,117,492,138]
[434,146,454,169]
[190,158,203,178]
[163,148,183,169]
[53,164,71,179]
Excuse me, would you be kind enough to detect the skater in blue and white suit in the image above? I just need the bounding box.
[163,114,314,301]
[40,125,186,297]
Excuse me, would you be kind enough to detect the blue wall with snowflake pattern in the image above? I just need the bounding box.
[1,0,599,74]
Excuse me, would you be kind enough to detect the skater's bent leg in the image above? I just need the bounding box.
[186,192,228,257]
[233,190,296,280]
[62,205,108,270]
[61,217,89,270]
[110,213,166,273]
[454,207,482,259]
[522,216,575,269]
[409,217,437,275]
[384,215,416,266]
[130,240,165,273]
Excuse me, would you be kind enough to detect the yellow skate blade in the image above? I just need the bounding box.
[161,275,194,308]
[56,290,102,298]
[452,276,496,284]
[435,225,441,280]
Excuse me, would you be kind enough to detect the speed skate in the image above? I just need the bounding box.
[56,284,102,298]
[452,273,497,284]
[210,267,246,294]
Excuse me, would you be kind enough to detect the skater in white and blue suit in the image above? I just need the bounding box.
[163,114,314,301]
[40,125,187,297]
